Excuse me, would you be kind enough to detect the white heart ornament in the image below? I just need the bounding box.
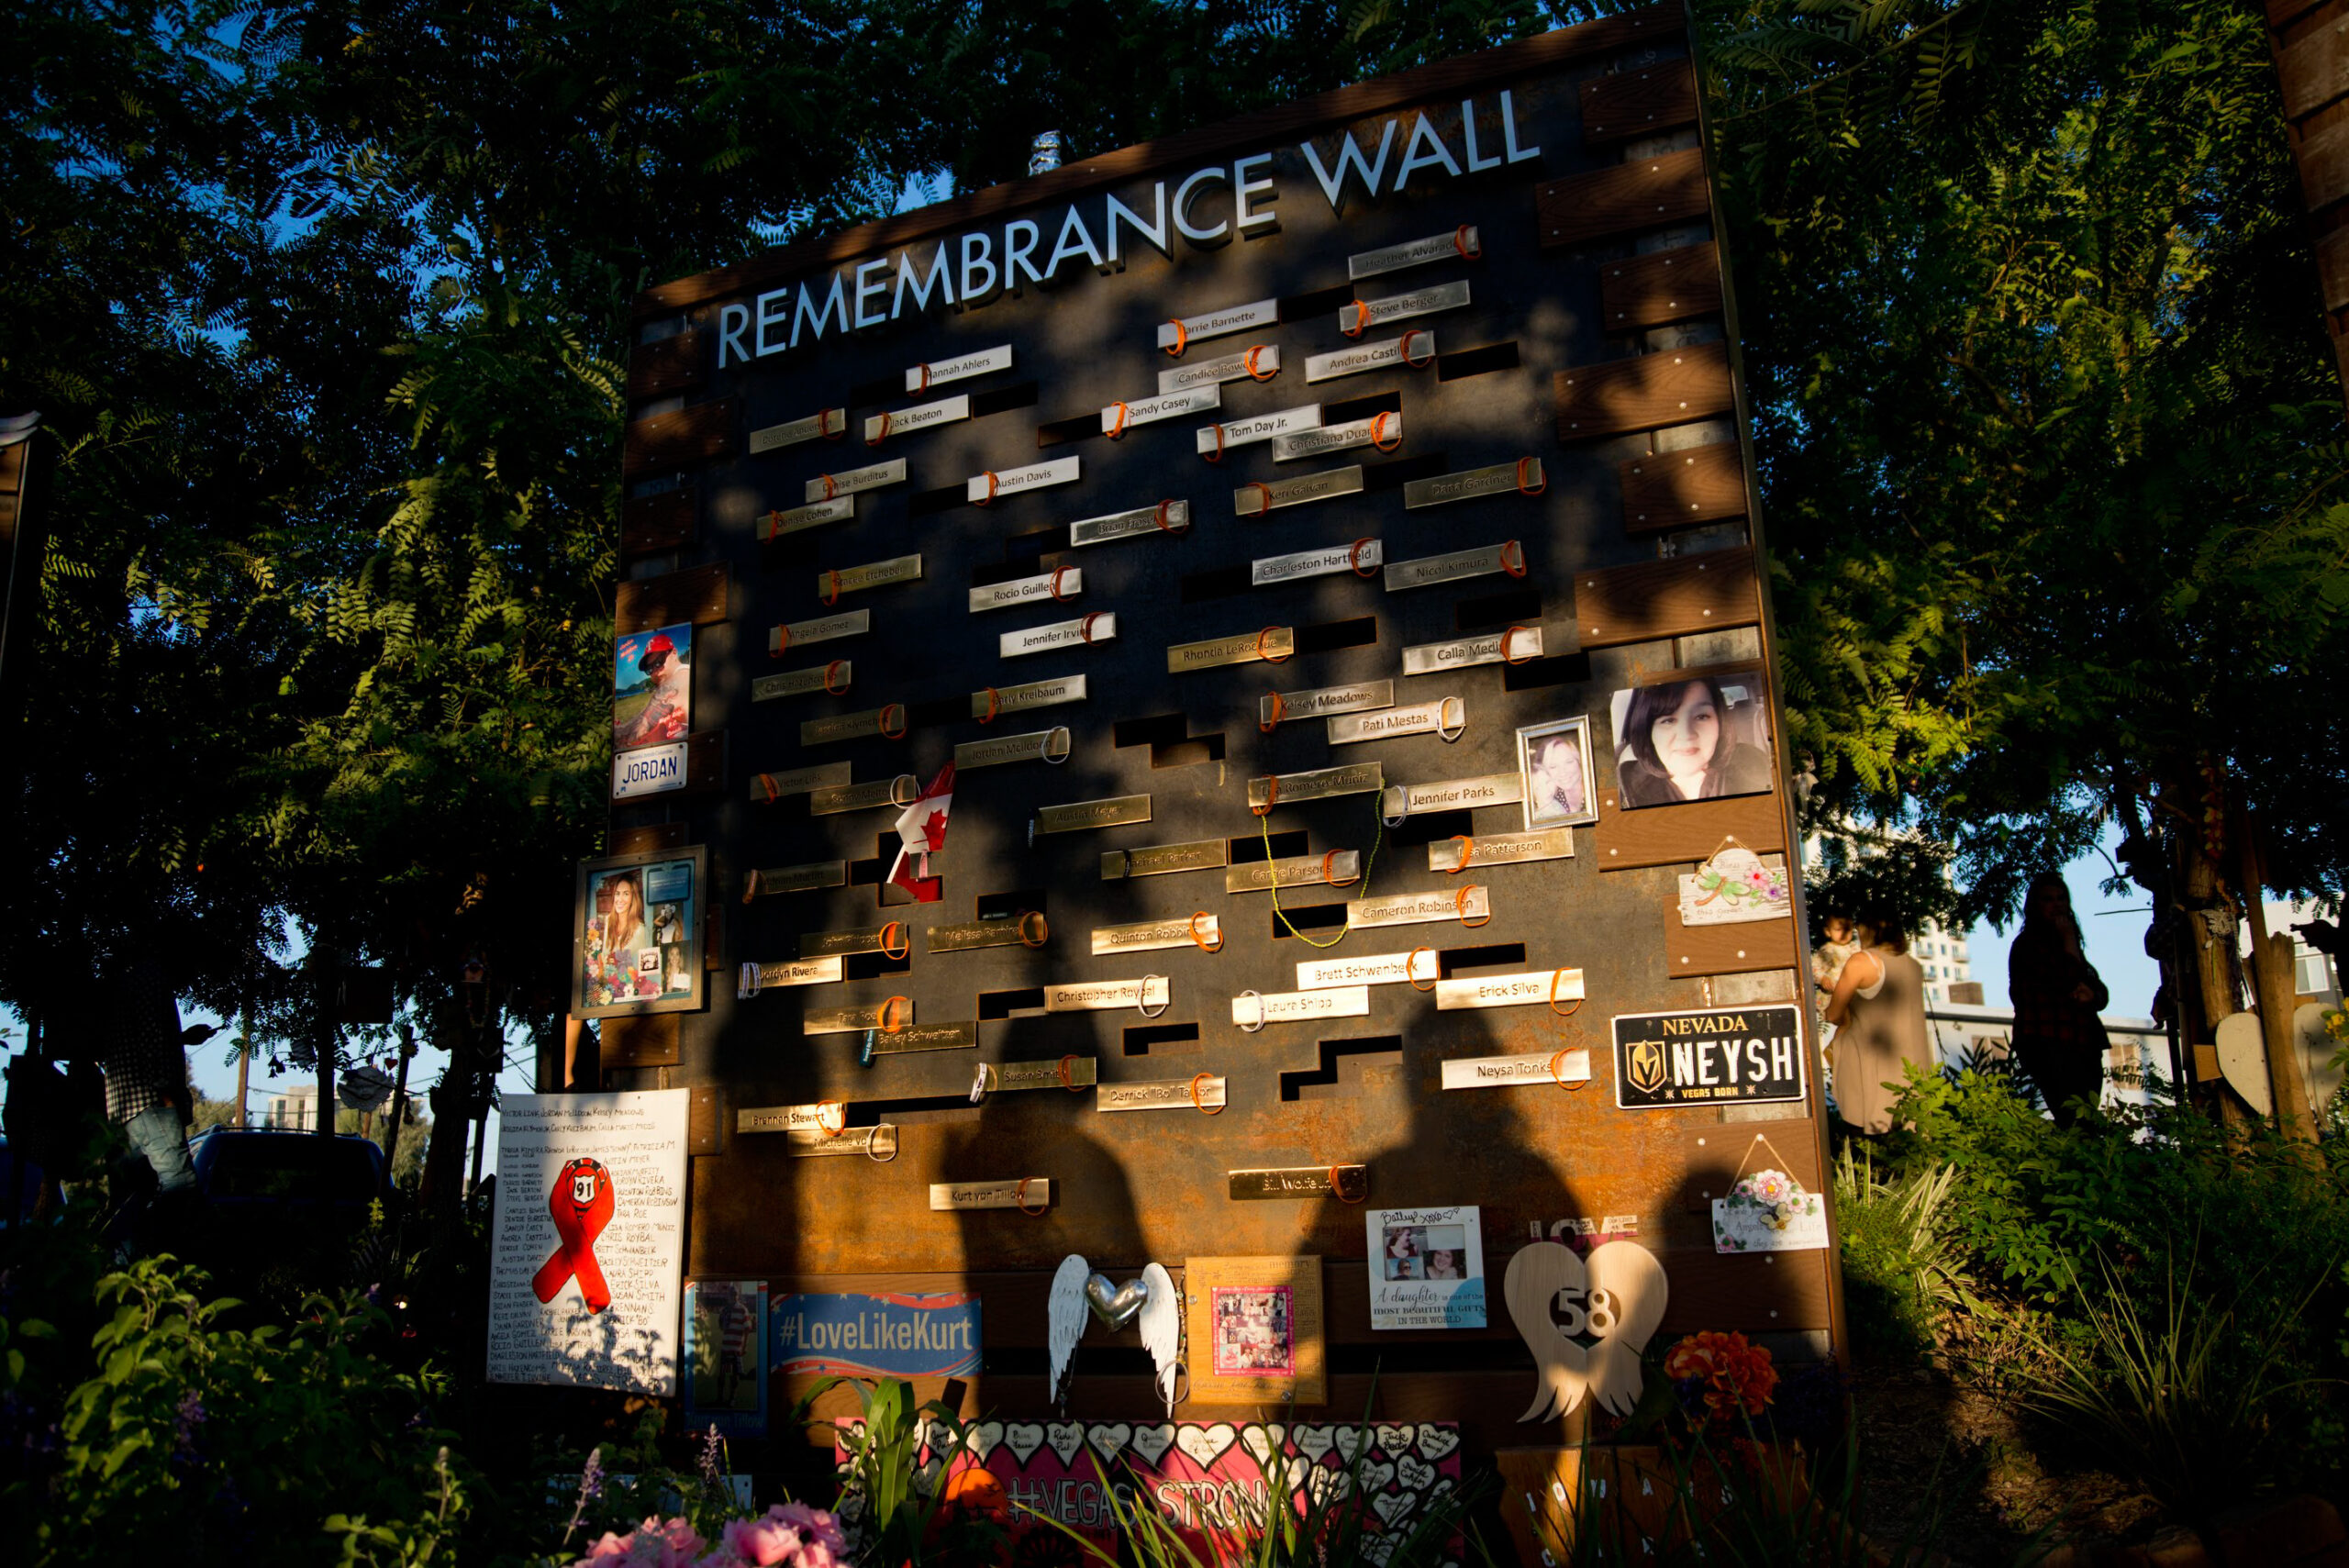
[964,1419,1006,1459]
[1372,1489,1419,1526]
[1332,1428,1364,1464]
[1416,1424,1459,1462]
[1005,1422,1047,1466]
[1241,1424,1286,1465]
[1046,1421,1085,1467]
[1130,1423,1177,1467]
[1362,1461,1397,1492]
[1398,1455,1436,1491]
[1374,1423,1412,1458]
[1294,1426,1335,1464]
[1086,1422,1132,1466]
[1176,1422,1239,1471]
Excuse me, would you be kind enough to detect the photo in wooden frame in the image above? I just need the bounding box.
[1516,714,1600,831]
[1183,1254,1327,1407]
[573,846,707,1018]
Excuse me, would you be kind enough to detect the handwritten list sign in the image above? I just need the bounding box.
[486,1090,689,1394]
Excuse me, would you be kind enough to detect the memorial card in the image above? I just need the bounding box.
[1364,1205,1486,1329]
[613,623,692,749]
[573,848,705,1018]
[1182,1255,1327,1405]
[1514,715,1599,830]
[1607,669,1776,810]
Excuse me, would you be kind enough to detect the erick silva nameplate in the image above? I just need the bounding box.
[1404,459,1546,509]
[1434,969,1586,1011]
[973,674,1086,718]
[1428,828,1573,872]
[1069,500,1190,547]
[1100,840,1227,878]
[1035,795,1152,835]
[1612,1006,1808,1108]
[805,458,907,504]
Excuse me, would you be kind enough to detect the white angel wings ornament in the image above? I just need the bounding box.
[1501,1239,1669,1422]
[1047,1255,1182,1416]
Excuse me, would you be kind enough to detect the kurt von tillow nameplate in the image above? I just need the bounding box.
[1612,1006,1807,1109]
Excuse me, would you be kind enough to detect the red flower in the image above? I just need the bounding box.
[1665,1330,1778,1421]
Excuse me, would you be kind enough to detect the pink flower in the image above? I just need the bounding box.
[720,1516,801,1567]
[701,1506,845,1568]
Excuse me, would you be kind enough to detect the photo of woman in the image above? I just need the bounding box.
[573,849,706,1018]
[1609,673,1776,809]
[1515,716,1600,830]
[1383,1225,1423,1280]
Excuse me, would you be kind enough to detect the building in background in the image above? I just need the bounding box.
[259,1082,318,1130]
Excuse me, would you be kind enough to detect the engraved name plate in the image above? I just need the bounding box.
[1385,540,1522,591]
[1225,851,1362,895]
[1341,279,1472,333]
[968,455,1079,504]
[1159,345,1280,393]
[818,553,922,597]
[973,674,1086,718]
[735,1103,844,1134]
[1401,626,1542,676]
[1233,465,1363,516]
[1100,839,1226,878]
[749,408,849,454]
[953,727,1072,770]
[1232,986,1370,1026]
[928,917,1043,954]
[907,344,1011,393]
[806,1000,916,1035]
[1434,970,1586,1011]
[1036,795,1152,835]
[1252,540,1382,586]
[863,393,970,444]
[746,862,849,897]
[1169,626,1294,672]
[1230,1164,1369,1201]
[970,568,1082,613]
[1304,339,1435,385]
[869,1020,979,1056]
[808,776,917,816]
[769,609,870,656]
[1092,915,1218,955]
[1261,681,1392,725]
[1068,499,1190,547]
[1442,1050,1591,1090]
[1349,227,1482,280]
[1404,459,1545,509]
[1348,885,1490,928]
[1002,613,1115,658]
[1428,828,1574,873]
[1273,413,1406,462]
[1328,698,1464,745]
[758,495,854,540]
[753,662,852,701]
[930,1178,1051,1212]
[800,924,909,958]
[746,762,852,800]
[993,1056,1100,1092]
[785,1126,898,1159]
[1296,950,1442,989]
[1197,405,1322,454]
[1045,976,1171,1013]
[805,458,907,504]
[1103,385,1219,433]
[737,956,844,996]
[1098,1075,1226,1113]
[1246,762,1384,810]
[800,705,907,746]
[1157,299,1278,350]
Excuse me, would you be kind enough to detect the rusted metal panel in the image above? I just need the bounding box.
[1556,341,1735,440]
[614,562,728,631]
[629,330,708,401]
[1619,441,1746,533]
[621,488,696,557]
[622,399,734,478]
[1572,543,1759,648]
[1598,241,1722,329]
[1578,58,1698,145]
[1537,146,1709,250]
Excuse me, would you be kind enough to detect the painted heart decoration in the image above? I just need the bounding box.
[1374,1422,1412,1458]
[1398,1455,1437,1491]
[1332,1427,1364,1464]
[1176,1422,1239,1471]
[1416,1423,1460,1462]
[964,1419,1006,1459]
[1371,1488,1420,1526]
[1293,1425,1335,1464]
[1362,1460,1397,1493]
[1086,1422,1133,1467]
[1005,1422,1047,1467]
[1240,1423,1287,1465]
[1046,1420,1085,1467]
[1130,1423,1177,1467]
[1085,1271,1152,1329]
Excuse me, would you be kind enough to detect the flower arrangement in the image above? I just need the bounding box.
[1664,1329,1780,1423]
[1709,1169,1824,1253]
[572,1505,846,1568]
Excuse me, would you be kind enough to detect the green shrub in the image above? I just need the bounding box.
[1832,1147,1976,1362]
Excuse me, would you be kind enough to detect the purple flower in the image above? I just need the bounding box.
[700,1423,722,1483]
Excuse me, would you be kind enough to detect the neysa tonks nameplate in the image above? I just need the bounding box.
[1350,227,1483,280]
[1260,682,1392,725]
[970,568,1083,613]
[800,705,907,746]
[1246,762,1384,811]
[807,776,918,816]
[1613,1005,1807,1108]
[1442,1050,1591,1091]
[1100,839,1227,878]
[967,456,1079,504]
[907,343,1011,393]
[818,554,921,597]
[1092,916,1219,956]
[1402,626,1543,676]
[1233,987,1370,1027]
[758,495,854,541]
[1068,500,1190,548]
[1347,885,1490,928]
[1036,795,1152,835]
[1428,828,1573,873]
[863,393,970,444]
[1157,299,1278,350]
[1197,405,1322,455]
[753,662,852,700]
[1383,773,1524,816]
[1225,851,1362,895]
[1170,626,1294,672]
[1273,413,1405,462]
[1341,279,1472,334]
[1296,951,1441,989]
[1304,339,1435,385]
[971,674,1085,719]
[954,727,1072,770]
[1159,345,1280,393]
[769,609,870,656]
[1045,977,1171,1013]
[1252,540,1383,587]
[1328,698,1464,746]
[736,956,844,995]
[1103,385,1219,433]
[1098,1075,1226,1113]
[1001,614,1115,659]
[805,458,907,504]
[1384,541,1523,592]
[749,407,849,453]
[1234,466,1362,516]
[1230,1165,1369,1202]
[745,762,852,801]
[745,862,849,897]
[1436,969,1586,1011]
[1404,459,1546,509]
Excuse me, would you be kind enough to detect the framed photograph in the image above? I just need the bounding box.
[573,846,707,1018]
[1607,668,1776,811]
[1364,1206,1486,1330]
[682,1279,769,1435]
[1182,1255,1326,1406]
[614,623,693,750]
[1515,715,1599,831]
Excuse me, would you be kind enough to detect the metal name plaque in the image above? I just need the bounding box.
[1428,828,1575,873]
[973,674,1086,718]
[748,407,848,454]
[952,727,1072,770]
[1035,794,1152,835]
[967,455,1079,504]
[863,393,970,444]
[800,706,907,746]
[1068,500,1189,547]
[1092,915,1218,956]
[1225,851,1362,895]
[1402,626,1543,676]
[1159,345,1280,393]
[1385,540,1522,592]
[785,1125,898,1160]
[1442,1050,1591,1091]
[819,554,922,597]
[1385,773,1525,816]
[1102,385,1219,434]
[1246,762,1384,810]
[1233,465,1363,516]
[927,918,1041,954]
[930,1179,1050,1212]
[805,1000,916,1035]
[735,1103,844,1135]
[907,343,1011,393]
[737,956,844,996]
[1169,626,1294,672]
[1100,839,1226,879]
[1612,1006,1809,1109]
[1349,227,1482,281]
[1296,951,1441,989]
[1232,986,1371,1027]
[1341,278,1472,333]
[1348,885,1491,928]
[1045,976,1171,1013]
[1197,405,1322,454]
[752,662,852,701]
[1273,414,1404,462]
[769,609,870,656]
[1098,1075,1226,1113]
[1261,681,1392,724]
[805,458,907,504]
[1404,459,1546,509]
[1328,698,1464,746]
[868,1020,979,1056]
[758,495,854,541]
[970,568,1082,613]
[747,762,852,801]
[994,1056,1101,1092]
[1002,614,1115,658]
[1157,299,1278,350]
[746,862,849,897]
[612,742,687,801]
[1304,339,1434,385]
[1252,540,1382,586]
[800,925,908,958]
[1434,969,1586,1011]
[1229,1165,1369,1202]
[807,776,917,816]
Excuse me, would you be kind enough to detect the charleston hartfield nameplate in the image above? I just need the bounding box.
[1252,541,1382,586]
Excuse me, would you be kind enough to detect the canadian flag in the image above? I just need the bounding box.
[886,763,954,902]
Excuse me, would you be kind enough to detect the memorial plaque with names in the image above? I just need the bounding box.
[930,1179,1051,1212]
[863,393,969,444]
[1348,226,1482,280]
[1158,345,1280,394]
[972,673,1086,719]
[1296,950,1442,989]
[746,862,849,897]
[1225,851,1362,895]
[1260,681,1392,724]
[1403,458,1546,509]
[1428,828,1573,873]
[800,925,909,959]
[1098,1075,1226,1113]
[966,455,1078,504]
[768,609,869,656]
[1044,976,1171,1013]
[737,956,844,995]
[1100,839,1226,879]
[746,761,852,801]
[1272,412,1405,461]
[1341,278,1472,333]
[748,407,848,454]
[752,662,852,700]
[1441,1050,1591,1090]
[1401,625,1542,676]
[1169,626,1294,672]
[804,458,906,504]
[800,706,907,747]
[1246,761,1384,810]
[818,553,922,597]
[969,568,1082,613]
[785,1126,898,1159]
[1384,773,1524,816]
[757,495,853,541]
[1252,539,1383,587]
[806,1000,915,1035]
[808,776,917,816]
[1304,339,1434,385]
[952,726,1072,770]
[1102,385,1219,434]
[1001,613,1116,659]
[1347,885,1490,929]
[1384,540,1522,592]
[992,1056,1101,1092]
[1067,499,1190,547]
[868,1020,979,1056]
[1156,298,1278,350]
[1434,969,1585,1011]
[1231,986,1370,1027]
[1197,405,1322,454]
[1230,1165,1369,1202]
[928,917,1044,954]
[1328,697,1464,746]
[1036,794,1152,835]
[1092,915,1219,956]
[906,343,1010,393]
[1233,465,1363,516]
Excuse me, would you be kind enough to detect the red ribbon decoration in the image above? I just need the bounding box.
[532,1157,617,1313]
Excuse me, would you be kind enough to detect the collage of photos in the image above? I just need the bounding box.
[573,850,704,1017]
[1209,1285,1297,1378]
[1365,1206,1487,1330]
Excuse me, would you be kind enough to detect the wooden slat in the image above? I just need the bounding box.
[621,400,734,478]
[1537,146,1710,250]
[633,6,1682,319]
[601,1014,679,1068]
[682,728,726,794]
[628,330,708,401]
[2274,0,2334,37]
[1661,890,1803,980]
[1579,58,1698,144]
[1673,1118,1823,1212]
[689,1084,724,1155]
[1598,241,1722,328]
[1571,542,1758,648]
[610,821,688,854]
[1556,340,1734,439]
[2279,12,2349,119]
[1590,786,1786,870]
[2298,120,2349,213]
[2321,227,2349,312]
[621,489,696,557]
[615,562,729,631]
[1619,441,1746,533]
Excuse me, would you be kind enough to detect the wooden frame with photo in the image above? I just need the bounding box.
[1183,1255,1327,1407]
[1516,715,1601,832]
[573,845,707,1018]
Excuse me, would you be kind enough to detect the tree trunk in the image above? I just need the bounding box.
[2242,814,2316,1140]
